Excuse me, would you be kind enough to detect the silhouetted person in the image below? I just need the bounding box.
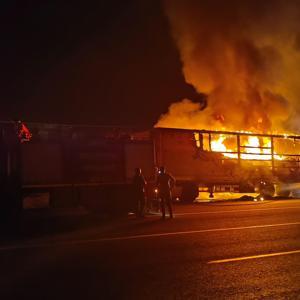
[156,166,175,219]
[132,168,147,218]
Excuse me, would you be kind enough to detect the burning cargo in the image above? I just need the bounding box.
[154,127,300,199]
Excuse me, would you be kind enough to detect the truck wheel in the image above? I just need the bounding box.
[181,182,198,203]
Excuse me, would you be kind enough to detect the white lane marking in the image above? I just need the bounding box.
[0,222,300,252]
[208,249,300,264]
[175,206,300,216]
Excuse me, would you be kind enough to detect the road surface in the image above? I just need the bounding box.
[1,199,300,299]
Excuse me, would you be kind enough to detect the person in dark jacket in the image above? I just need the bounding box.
[156,166,175,219]
[132,168,147,218]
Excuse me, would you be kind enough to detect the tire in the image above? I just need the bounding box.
[181,182,198,203]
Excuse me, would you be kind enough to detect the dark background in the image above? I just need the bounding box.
[0,0,201,127]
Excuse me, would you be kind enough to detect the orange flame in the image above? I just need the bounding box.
[196,133,284,160]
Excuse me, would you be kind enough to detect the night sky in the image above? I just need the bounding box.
[1,0,199,127]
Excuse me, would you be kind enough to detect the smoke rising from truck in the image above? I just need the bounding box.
[156,0,300,134]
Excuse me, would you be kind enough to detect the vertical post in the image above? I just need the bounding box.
[159,130,163,166]
[237,134,241,165]
[200,133,203,150]
[208,133,212,151]
[271,137,274,172]
[152,130,160,181]
[152,134,157,169]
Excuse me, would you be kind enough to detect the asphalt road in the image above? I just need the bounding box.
[1,200,300,299]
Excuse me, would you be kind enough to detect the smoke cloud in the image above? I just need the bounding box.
[156,0,300,133]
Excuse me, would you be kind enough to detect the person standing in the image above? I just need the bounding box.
[132,168,147,218]
[156,166,175,219]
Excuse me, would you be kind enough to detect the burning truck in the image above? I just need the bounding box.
[1,120,300,217]
[11,122,300,212]
[152,0,300,200]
